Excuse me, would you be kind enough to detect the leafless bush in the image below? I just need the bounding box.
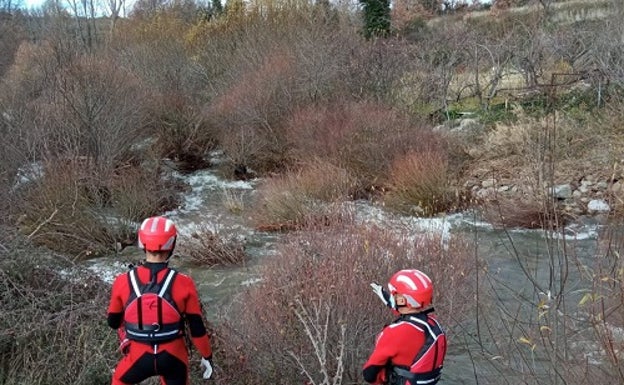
[0,239,117,385]
[39,54,151,173]
[482,196,550,229]
[110,14,218,171]
[205,50,299,174]
[250,161,354,230]
[384,150,454,216]
[580,221,624,382]
[196,5,368,173]
[346,39,417,103]
[466,216,624,384]
[0,12,26,79]
[177,225,247,267]
[286,101,438,193]
[221,188,246,214]
[152,93,216,173]
[109,163,182,222]
[213,216,477,385]
[14,161,137,258]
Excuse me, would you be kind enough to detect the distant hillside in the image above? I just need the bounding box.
[463,0,612,24]
[424,0,613,29]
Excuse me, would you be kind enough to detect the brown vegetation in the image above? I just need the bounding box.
[250,160,355,229]
[13,160,181,258]
[212,217,476,385]
[2,0,624,383]
[177,225,247,266]
[0,236,116,385]
[384,150,453,216]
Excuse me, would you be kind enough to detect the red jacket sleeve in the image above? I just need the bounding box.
[177,274,212,359]
[364,327,400,368]
[363,321,426,383]
[107,274,128,329]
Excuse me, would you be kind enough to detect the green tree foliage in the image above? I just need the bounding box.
[359,0,390,38]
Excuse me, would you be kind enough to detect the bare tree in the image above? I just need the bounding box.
[106,0,125,37]
[64,0,101,52]
[0,0,23,12]
[41,54,151,173]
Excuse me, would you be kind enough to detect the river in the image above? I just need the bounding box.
[84,166,607,384]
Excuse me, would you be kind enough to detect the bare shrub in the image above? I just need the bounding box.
[221,188,246,214]
[250,161,354,230]
[109,163,182,222]
[111,13,217,171]
[177,225,247,267]
[482,196,550,229]
[195,4,368,173]
[151,91,217,173]
[206,51,298,173]
[468,218,624,384]
[346,39,417,103]
[577,221,624,383]
[38,54,151,173]
[0,240,117,385]
[0,12,26,79]
[285,101,441,193]
[214,216,476,385]
[384,150,453,216]
[14,161,136,258]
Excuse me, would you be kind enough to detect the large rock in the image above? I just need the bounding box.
[587,199,610,213]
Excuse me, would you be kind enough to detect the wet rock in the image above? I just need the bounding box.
[233,164,256,181]
[552,184,572,199]
[481,179,497,188]
[587,199,610,213]
[595,181,609,190]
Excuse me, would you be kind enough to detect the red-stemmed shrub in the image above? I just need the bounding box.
[212,215,476,385]
[285,101,442,195]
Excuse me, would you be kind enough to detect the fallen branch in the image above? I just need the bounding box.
[27,208,59,239]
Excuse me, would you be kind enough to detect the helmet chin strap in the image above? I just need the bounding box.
[166,239,177,261]
[394,295,407,309]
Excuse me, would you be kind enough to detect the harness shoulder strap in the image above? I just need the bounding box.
[158,269,177,297]
[128,268,142,297]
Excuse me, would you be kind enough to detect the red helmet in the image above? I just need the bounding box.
[137,216,177,252]
[388,269,433,309]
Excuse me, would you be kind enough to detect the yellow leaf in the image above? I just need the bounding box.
[518,337,532,345]
[579,293,597,306]
[518,337,536,351]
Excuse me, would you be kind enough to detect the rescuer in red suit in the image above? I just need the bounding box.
[107,216,214,385]
[363,269,447,385]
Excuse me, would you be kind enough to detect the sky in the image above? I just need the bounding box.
[20,0,134,15]
[22,0,45,8]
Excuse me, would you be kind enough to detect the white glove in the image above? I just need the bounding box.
[200,357,213,380]
[370,282,395,309]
